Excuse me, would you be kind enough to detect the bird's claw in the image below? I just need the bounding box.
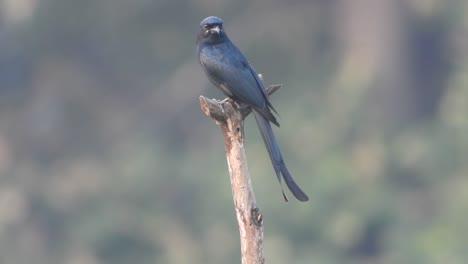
[219,97,231,104]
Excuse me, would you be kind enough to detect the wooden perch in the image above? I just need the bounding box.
[199,82,282,264]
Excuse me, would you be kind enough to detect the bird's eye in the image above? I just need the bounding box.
[203,24,210,30]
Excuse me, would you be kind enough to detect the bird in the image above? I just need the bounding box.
[196,16,308,202]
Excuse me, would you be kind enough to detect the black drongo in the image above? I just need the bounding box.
[196,16,308,202]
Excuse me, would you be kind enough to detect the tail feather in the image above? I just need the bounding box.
[253,111,309,202]
[255,105,280,127]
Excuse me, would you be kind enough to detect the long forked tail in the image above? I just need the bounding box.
[253,111,309,202]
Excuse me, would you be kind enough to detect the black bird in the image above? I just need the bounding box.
[196,16,308,202]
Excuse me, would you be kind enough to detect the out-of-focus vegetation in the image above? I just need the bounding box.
[0,0,467,263]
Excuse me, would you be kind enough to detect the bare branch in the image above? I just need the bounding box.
[199,82,282,264]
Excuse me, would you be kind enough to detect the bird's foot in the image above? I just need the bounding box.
[218,97,231,104]
[236,103,250,112]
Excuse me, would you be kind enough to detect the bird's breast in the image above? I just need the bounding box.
[200,45,228,64]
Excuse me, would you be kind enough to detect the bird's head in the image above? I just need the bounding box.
[197,16,226,44]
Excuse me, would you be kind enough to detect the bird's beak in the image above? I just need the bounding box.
[210,26,221,35]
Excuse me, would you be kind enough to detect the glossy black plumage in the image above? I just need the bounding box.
[196,16,308,202]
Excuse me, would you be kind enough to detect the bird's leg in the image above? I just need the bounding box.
[219,97,232,104]
[237,102,251,112]
[233,102,254,119]
[219,98,250,113]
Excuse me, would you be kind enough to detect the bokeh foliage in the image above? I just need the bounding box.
[0,0,467,263]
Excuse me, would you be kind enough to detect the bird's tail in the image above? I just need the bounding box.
[253,111,309,202]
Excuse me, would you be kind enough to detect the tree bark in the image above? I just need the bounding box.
[199,82,281,264]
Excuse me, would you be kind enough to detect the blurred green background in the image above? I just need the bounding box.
[1,0,468,263]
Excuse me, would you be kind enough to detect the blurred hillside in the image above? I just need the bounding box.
[0,0,468,263]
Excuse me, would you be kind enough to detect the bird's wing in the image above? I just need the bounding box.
[199,43,279,125]
[246,64,279,115]
[200,49,264,106]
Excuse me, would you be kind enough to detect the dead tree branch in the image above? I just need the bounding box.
[199,82,282,264]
